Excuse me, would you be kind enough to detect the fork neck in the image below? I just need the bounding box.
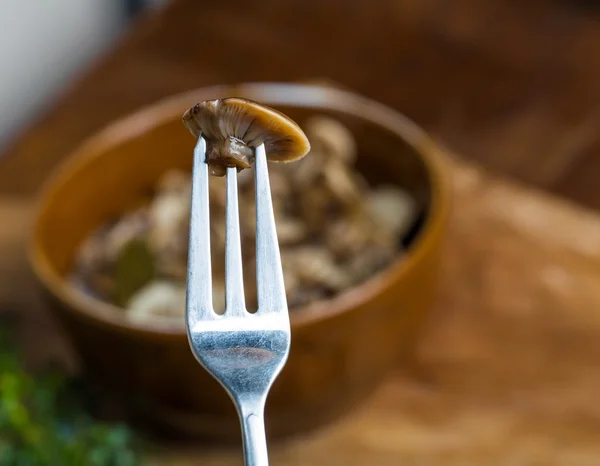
[236,396,269,466]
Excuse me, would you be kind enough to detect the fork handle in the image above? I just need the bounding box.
[239,402,269,466]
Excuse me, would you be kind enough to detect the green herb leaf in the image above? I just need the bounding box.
[114,239,156,307]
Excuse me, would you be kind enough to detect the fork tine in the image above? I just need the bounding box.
[254,143,288,313]
[225,166,246,315]
[186,136,214,327]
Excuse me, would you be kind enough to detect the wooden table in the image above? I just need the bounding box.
[1,0,600,208]
[4,157,600,465]
[3,1,600,464]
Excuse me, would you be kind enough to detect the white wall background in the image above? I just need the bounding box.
[0,0,125,151]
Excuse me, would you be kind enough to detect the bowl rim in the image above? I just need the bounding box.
[29,82,450,336]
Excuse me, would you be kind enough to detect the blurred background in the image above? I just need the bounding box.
[2,0,600,464]
[0,0,168,151]
[1,0,600,209]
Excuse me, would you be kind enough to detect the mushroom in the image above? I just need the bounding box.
[367,185,418,239]
[182,98,311,176]
[127,280,186,321]
[304,115,357,164]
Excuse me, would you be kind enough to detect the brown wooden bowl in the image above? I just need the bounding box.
[29,83,449,440]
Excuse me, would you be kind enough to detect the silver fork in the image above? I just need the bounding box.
[186,136,290,466]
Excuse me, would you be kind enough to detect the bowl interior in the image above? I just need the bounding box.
[32,83,442,332]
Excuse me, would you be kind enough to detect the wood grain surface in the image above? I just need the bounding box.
[2,0,600,209]
[3,156,600,464]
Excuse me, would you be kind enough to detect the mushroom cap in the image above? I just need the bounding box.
[182,98,311,164]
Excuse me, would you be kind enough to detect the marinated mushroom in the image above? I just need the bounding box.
[182,98,311,176]
[304,115,357,164]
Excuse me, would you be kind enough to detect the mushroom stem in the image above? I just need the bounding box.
[206,137,253,177]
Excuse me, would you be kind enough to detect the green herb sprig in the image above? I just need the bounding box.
[0,324,142,465]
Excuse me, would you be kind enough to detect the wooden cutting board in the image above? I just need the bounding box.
[3,158,600,465]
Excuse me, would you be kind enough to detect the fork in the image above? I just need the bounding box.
[185,136,290,466]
